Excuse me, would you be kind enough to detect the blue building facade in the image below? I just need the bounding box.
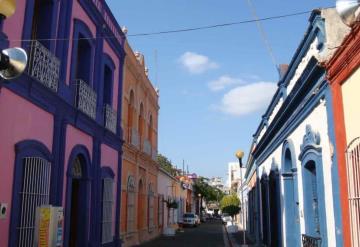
[244,8,350,247]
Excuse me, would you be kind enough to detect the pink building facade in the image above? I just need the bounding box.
[0,0,126,246]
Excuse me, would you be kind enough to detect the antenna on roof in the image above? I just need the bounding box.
[244,0,279,72]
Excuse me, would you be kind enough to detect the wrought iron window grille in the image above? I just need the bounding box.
[28,40,60,92]
[104,104,117,134]
[75,79,97,119]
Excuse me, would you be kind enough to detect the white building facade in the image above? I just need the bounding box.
[244,9,349,247]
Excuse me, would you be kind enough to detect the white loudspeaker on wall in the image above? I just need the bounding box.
[0,47,28,81]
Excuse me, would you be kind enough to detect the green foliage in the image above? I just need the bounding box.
[193,177,225,203]
[157,153,178,176]
[220,194,240,217]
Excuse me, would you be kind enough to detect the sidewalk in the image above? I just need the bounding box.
[225,224,256,247]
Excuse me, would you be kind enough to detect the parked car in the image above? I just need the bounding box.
[183,213,197,227]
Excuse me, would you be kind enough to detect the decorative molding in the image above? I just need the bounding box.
[299,125,322,160]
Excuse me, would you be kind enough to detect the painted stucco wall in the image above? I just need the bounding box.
[342,68,360,144]
[257,100,337,246]
[0,88,54,245]
[3,1,25,47]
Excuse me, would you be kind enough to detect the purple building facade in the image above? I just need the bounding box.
[0,0,126,246]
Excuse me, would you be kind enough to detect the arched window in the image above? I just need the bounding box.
[127,90,135,142]
[126,176,136,233]
[148,114,153,144]
[10,140,52,247]
[148,183,155,230]
[101,167,115,244]
[138,103,144,141]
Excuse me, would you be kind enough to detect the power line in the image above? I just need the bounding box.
[127,10,313,37]
[1,8,333,43]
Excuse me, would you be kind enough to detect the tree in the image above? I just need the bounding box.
[193,177,225,203]
[157,153,176,176]
[220,194,240,220]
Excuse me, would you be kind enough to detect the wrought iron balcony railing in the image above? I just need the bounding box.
[302,234,321,247]
[104,104,117,134]
[143,139,152,155]
[28,40,60,92]
[75,79,97,119]
[131,128,139,148]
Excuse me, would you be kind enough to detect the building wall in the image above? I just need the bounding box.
[120,40,159,246]
[0,0,126,246]
[342,69,360,144]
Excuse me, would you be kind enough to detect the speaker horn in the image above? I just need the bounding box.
[0,47,28,80]
[336,0,360,26]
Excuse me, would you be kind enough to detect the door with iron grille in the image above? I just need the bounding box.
[346,137,360,247]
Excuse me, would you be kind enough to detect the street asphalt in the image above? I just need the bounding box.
[139,220,228,247]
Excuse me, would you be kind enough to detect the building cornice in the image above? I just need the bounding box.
[325,24,360,85]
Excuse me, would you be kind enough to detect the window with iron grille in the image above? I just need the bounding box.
[158,195,164,227]
[102,178,114,244]
[148,184,154,230]
[126,176,136,233]
[17,157,51,247]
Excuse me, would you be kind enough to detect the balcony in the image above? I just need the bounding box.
[131,128,139,148]
[75,79,97,119]
[143,139,151,155]
[302,234,321,247]
[28,40,60,92]
[104,104,117,134]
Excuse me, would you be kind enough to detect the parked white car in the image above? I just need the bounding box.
[183,213,197,227]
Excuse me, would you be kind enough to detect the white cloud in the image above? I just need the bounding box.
[208,75,245,91]
[178,52,218,74]
[218,82,277,116]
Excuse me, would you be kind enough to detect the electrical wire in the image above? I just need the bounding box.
[0,8,331,43]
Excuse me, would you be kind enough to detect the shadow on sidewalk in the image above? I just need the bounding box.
[229,230,257,247]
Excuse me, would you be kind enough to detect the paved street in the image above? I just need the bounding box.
[139,220,228,247]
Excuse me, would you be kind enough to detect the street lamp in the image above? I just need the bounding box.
[235,150,246,245]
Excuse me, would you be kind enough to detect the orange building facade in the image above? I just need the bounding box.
[120,41,160,246]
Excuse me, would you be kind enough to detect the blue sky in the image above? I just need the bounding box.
[106,0,334,181]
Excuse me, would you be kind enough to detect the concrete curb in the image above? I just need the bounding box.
[223,225,233,247]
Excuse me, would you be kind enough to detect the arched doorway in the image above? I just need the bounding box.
[268,169,282,247]
[282,146,300,246]
[260,174,270,246]
[65,148,91,247]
